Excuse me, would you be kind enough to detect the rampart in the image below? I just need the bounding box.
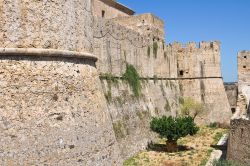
[0,1,121,165]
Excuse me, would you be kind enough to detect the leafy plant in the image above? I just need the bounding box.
[212,160,245,166]
[150,116,199,152]
[123,64,141,98]
[180,98,206,120]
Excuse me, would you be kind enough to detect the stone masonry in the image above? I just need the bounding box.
[0,0,234,165]
[0,1,121,165]
[227,118,250,165]
[92,0,232,160]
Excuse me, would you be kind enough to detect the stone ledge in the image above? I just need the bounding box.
[0,48,98,62]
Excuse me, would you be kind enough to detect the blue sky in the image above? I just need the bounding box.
[118,0,250,82]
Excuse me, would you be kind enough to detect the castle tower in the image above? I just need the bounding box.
[176,41,232,125]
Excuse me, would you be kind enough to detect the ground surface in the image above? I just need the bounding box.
[123,126,228,166]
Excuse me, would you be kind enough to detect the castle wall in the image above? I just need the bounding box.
[0,0,93,53]
[92,0,132,19]
[238,51,250,93]
[101,79,180,159]
[224,83,238,113]
[0,51,121,165]
[93,17,180,160]
[237,51,250,116]
[0,1,122,165]
[227,118,250,165]
[93,18,177,78]
[174,42,231,124]
[111,13,165,40]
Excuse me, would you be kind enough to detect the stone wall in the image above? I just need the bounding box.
[92,0,133,19]
[224,82,238,113]
[175,42,232,124]
[93,17,177,78]
[111,13,165,40]
[0,1,122,165]
[93,17,180,160]
[100,78,180,159]
[0,50,121,165]
[237,51,250,116]
[0,0,93,53]
[227,118,250,165]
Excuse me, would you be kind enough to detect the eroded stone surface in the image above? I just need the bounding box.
[0,56,121,165]
[0,0,93,53]
[227,118,250,165]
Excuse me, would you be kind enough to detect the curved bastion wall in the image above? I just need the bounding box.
[0,49,121,165]
[0,1,121,165]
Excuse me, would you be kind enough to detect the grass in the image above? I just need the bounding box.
[123,126,228,166]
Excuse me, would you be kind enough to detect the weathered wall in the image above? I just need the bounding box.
[0,0,93,53]
[173,42,231,124]
[224,82,238,113]
[93,18,177,78]
[92,0,133,19]
[93,17,180,160]
[0,52,121,165]
[227,118,250,165]
[111,13,165,40]
[0,1,122,165]
[100,79,180,159]
[237,51,250,116]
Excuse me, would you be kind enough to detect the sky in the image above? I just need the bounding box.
[118,0,250,82]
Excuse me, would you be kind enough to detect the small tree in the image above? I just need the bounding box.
[150,116,199,152]
[180,98,206,120]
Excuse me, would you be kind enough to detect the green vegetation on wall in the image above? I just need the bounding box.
[112,121,126,139]
[123,64,141,98]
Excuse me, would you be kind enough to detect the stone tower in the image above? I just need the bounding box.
[0,0,121,165]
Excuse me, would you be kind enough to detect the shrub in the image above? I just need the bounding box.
[123,64,141,98]
[212,159,245,166]
[150,116,199,152]
[208,122,219,129]
[180,97,206,120]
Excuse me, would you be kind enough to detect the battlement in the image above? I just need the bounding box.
[238,51,250,58]
[169,41,220,51]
